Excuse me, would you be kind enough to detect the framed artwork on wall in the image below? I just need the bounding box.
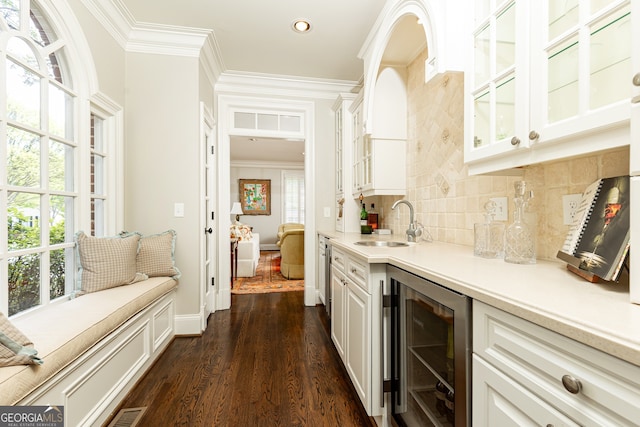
[239,179,271,215]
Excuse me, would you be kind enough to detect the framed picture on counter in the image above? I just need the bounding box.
[239,179,271,215]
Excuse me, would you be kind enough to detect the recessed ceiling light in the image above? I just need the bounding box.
[292,19,312,33]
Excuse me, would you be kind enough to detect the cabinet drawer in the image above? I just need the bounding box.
[346,255,368,292]
[473,355,580,427]
[474,301,640,426]
[331,247,347,273]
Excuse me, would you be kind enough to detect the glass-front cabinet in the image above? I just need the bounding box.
[465,0,635,174]
[333,93,358,233]
[531,0,632,142]
[466,0,530,164]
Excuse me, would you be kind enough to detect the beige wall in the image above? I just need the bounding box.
[374,49,630,263]
[68,0,125,104]
[124,52,202,315]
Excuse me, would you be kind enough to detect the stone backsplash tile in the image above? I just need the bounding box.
[372,48,630,262]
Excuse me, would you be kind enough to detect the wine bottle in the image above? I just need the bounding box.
[360,203,368,226]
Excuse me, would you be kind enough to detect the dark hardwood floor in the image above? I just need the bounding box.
[108,291,375,426]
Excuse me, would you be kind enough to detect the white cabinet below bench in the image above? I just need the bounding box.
[20,290,176,427]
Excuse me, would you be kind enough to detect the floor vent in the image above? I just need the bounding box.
[107,407,147,427]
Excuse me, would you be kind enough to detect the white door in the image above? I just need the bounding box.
[201,103,217,329]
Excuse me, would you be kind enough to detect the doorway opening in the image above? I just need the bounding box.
[216,95,316,310]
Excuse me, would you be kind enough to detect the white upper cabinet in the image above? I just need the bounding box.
[465,1,531,165]
[465,0,635,174]
[630,0,640,176]
[352,68,407,198]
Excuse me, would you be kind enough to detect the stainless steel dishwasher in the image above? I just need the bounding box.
[324,239,331,316]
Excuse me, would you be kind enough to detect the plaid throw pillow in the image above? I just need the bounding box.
[136,230,181,279]
[0,312,43,366]
[75,232,146,293]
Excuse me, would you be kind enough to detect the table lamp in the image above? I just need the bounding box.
[230,202,243,223]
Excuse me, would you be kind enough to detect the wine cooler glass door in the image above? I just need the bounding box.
[389,266,470,427]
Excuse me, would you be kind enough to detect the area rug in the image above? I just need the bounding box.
[231,250,304,294]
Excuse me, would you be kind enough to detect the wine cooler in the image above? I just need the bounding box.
[387,265,471,427]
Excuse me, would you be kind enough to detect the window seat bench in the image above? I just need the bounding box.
[1,276,178,426]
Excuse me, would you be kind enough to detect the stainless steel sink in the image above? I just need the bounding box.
[354,240,409,247]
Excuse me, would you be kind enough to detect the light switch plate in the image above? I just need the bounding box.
[174,203,184,217]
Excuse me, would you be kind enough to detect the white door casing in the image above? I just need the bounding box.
[200,102,217,329]
[216,95,316,309]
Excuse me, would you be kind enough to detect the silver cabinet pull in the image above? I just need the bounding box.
[529,130,539,141]
[511,136,521,146]
[561,374,582,394]
[633,73,640,103]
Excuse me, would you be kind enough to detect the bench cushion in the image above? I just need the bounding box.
[0,277,177,405]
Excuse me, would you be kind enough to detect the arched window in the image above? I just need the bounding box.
[1,0,83,316]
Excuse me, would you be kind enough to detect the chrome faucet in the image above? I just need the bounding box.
[392,199,419,242]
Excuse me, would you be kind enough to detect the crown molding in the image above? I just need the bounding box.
[82,0,223,62]
[200,32,224,84]
[127,22,211,57]
[80,0,133,49]
[215,71,360,100]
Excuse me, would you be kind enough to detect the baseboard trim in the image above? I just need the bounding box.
[174,313,203,336]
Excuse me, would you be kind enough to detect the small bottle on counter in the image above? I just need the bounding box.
[368,203,379,229]
[474,200,505,258]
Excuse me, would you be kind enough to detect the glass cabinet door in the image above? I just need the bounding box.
[335,106,343,194]
[351,103,363,194]
[467,1,529,162]
[532,0,632,142]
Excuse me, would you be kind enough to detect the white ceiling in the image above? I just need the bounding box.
[120,0,388,81]
[118,0,426,163]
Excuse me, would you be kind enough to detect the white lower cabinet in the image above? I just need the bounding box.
[473,301,640,427]
[330,246,384,417]
[473,355,580,427]
[345,278,370,405]
[330,267,347,361]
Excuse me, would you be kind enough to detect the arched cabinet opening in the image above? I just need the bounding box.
[354,14,427,198]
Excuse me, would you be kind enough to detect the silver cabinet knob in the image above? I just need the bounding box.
[633,72,640,87]
[529,130,540,141]
[511,136,521,146]
[561,374,582,394]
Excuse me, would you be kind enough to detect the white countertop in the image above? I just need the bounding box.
[319,231,640,367]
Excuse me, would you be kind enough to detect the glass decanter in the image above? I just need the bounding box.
[504,181,536,264]
[474,200,505,258]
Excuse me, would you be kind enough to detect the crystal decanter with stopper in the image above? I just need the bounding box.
[505,181,536,264]
[474,200,505,258]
